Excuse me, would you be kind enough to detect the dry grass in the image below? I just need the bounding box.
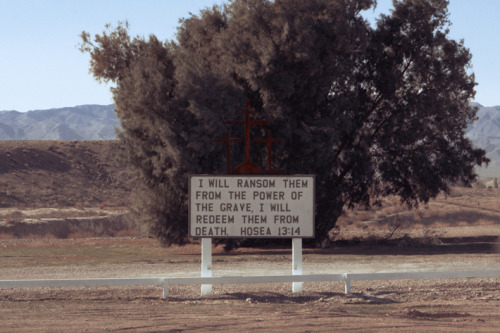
[335,185,500,244]
[1,186,498,243]
[0,207,124,220]
[0,208,139,240]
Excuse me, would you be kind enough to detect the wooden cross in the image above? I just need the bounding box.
[255,129,284,171]
[214,132,242,173]
[227,101,268,164]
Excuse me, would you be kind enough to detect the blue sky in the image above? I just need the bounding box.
[1,0,499,112]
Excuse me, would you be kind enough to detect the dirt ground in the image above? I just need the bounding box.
[1,141,499,331]
[1,233,499,333]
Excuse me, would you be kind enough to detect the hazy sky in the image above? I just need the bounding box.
[1,0,499,112]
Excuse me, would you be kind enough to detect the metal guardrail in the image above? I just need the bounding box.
[1,270,500,298]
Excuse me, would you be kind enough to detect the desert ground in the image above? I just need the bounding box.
[0,141,499,332]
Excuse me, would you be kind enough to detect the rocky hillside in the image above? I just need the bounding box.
[0,105,119,140]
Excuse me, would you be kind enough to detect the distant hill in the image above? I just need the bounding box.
[0,104,119,140]
[0,103,498,177]
[466,104,500,177]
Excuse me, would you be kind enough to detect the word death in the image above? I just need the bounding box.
[194,227,228,236]
[189,175,315,238]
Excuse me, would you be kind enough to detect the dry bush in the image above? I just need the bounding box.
[333,186,500,246]
[0,210,26,220]
[0,232,15,239]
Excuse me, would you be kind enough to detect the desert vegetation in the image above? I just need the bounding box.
[334,185,500,245]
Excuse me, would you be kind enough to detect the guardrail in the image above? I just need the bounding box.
[2,269,500,298]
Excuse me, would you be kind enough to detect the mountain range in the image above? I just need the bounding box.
[0,104,119,141]
[0,103,498,177]
[466,103,500,177]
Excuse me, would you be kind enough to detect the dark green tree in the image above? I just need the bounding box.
[80,0,487,247]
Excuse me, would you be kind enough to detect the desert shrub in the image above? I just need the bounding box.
[80,0,487,247]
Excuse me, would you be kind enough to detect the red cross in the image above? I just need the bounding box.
[227,101,268,164]
[255,129,284,171]
[214,132,242,173]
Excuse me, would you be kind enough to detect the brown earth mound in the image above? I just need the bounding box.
[0,140,132,208]
[0,140,138,238]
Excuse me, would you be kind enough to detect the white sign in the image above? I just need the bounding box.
[189,175,315,238]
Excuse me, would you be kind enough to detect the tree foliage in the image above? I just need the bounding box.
[80,0,487,247]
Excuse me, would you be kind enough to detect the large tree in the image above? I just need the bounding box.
[81,0,487,247]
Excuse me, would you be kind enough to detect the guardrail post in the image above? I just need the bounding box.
[162,278,169,298]
[344,273,351,294]
[292,238,303,293]
[201,238,213,296]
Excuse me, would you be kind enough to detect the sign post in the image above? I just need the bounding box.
[201,238,212,295]
[292,238,303,292]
